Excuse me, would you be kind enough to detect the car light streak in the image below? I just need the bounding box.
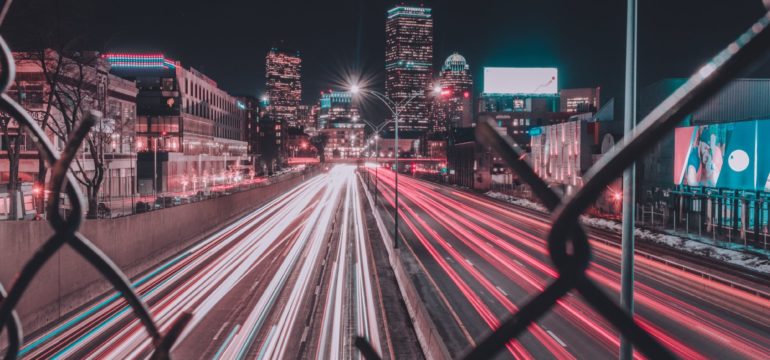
[21,174,335,359]
[368,168,770,359]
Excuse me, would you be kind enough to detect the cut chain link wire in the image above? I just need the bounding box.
[0,1,190,358]
[356,9,770,360]
[1,1,769,358]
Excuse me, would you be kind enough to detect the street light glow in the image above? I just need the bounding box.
[350,84,360,94]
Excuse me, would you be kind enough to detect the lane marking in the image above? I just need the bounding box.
[546,330,567,348]
[212,325,240,360]
[213,321,230,340]
[495,286,508,297]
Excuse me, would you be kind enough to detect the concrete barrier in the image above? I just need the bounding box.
[358,173,451,360]
[0,169,318,338]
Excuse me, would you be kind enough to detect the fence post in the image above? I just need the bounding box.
[619,0,637,358]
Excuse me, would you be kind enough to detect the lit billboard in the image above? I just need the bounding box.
[483,67,558,95]
[673,120,770,191]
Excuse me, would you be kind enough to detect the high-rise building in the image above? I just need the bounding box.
[318,90,359,130]
[295,105,314,131]
[385,5,433,132]
[265,47,302,128]
[236,96,262,171]
[435,52,473,132]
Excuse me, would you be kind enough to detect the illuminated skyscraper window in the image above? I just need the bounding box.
[435,52,473,131]
[385,5,433,132]
[266,48,302,127]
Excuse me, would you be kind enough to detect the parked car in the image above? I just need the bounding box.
[155,196,182,208]
[195,190,211,201]
[135,201,151,213]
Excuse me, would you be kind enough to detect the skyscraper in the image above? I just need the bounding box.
[318,90,359,130]
[435,52,473,131]
[265,47,302,128]
[385,5,433,132]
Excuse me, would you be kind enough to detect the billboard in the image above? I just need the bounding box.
[673,120,770,191]
[483,67,558,95]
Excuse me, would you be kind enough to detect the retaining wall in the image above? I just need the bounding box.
[0,170,318,337]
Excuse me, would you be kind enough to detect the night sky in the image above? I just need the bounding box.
[4,0,770,122]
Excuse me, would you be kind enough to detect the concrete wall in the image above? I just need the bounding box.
[0,169,318,337]
[359,173,451,360]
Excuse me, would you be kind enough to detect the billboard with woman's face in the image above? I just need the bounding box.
[674,120,770,191]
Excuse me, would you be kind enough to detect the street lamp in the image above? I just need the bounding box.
[350,85,441,249]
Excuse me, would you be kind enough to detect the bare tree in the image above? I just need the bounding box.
[23,50,123,218]
[5,0,108,217]
[0,114,22,219]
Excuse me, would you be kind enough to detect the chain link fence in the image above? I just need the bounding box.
[2,0,770,358]
[0,1,192,358]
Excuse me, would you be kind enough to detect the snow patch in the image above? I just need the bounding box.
[486,192,770,274]
[486,191,548,212]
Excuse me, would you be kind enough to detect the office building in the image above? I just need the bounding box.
[560,87,601,113]
[1,50,139,219]
[319,117,365,159]
[236,95,262,171]
[434,52,473,132]
[105,52,248,194]
[296,104,316,132]
[318,90,358,130]
[265,47,302,128]
[385,5,433,132]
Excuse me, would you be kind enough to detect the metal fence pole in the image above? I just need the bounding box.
[620,0,637,358]
[394,111,400,249]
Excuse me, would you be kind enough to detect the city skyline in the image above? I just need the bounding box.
[2,1,770,359]
[5,0,770,123]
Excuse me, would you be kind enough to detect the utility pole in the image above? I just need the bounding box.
[620,0,637,359]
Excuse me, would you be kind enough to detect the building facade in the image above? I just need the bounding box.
[434,53,473,132]
[1,50,139,219]
[295,104,316,133]
[560,87,601,113]
[319,117,365,159]
[318,90,358,130]
[266,47,302,128]
[237,95,262,171]
[105,53,247,194]
[385,5,433,132]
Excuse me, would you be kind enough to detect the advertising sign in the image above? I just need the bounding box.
[674,120,770,191]
[483,67,558,95]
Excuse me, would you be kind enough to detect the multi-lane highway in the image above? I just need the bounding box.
[18,165,392,359]
[365,167,770,360]
[14,164,770,359]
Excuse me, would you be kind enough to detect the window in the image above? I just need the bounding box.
[162,78,174,91]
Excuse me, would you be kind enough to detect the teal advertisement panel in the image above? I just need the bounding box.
[674,120,768,191]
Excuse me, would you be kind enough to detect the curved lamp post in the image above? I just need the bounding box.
[350,85,441,249]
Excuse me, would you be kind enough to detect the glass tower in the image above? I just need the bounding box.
[385,5,433,132]
[265,48,302,128]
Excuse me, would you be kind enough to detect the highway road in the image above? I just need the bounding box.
[365,167,770,360]
[18,165,394,359]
